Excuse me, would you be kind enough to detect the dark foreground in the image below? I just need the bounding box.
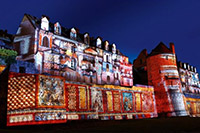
[1,117,200,133]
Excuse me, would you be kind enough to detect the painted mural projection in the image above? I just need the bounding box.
[122,92,133,111]
[135,93,141,111]
[79,86,87,109]
[106,91,113,111]
[38,75,65,107]
[7,75,36,111]
[113,91,121,111]
[186,102,192,114]
[9,114,33,124]
[67,85,77,110]
[91,88,103,112]
[142,93,153,112]
[35,112,66,121]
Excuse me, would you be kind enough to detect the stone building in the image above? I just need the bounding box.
[134,42,188,116]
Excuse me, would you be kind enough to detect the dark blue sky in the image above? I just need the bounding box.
[1,0,200,71]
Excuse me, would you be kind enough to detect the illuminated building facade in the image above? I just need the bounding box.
[13,14,133,87]
[0,14,156,126]
[2,13,200,126]
[178,62,200,116]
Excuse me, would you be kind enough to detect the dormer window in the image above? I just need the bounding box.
[41,17,49,31]
[96,38,102,48]
[42,36,49,47]
[84,33,90,44]
[105,41,109,51]
[54,22,61,35]
[70,28,77,40]
[112,44,116,53]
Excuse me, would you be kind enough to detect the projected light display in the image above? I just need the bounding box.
[6,72,157,126]
[2,14,199,127]
[12,14,133,87]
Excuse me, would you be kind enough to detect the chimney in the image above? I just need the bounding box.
[170,42,175,54]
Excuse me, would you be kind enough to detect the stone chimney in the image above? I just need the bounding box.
[170,42,175,54]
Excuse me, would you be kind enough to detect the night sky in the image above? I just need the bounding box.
[1,0,200,71]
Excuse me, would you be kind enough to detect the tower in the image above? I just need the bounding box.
[147,42,188,116]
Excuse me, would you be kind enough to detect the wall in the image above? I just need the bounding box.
[6,72,157,126]
[147,54,187,116]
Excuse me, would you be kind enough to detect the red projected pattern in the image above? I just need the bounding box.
[7,75,36,111]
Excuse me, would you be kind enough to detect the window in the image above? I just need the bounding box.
[96,38,102,48]
[54,22,61,35]
[84,33,89,44]
[106,64,109,72]
[42,36,49,47]
[107,76,110,83]
[112,44,116,53]
[106,55,109,63]
[70,28,77,40]
[71,46,75,53]
[71,58,75,69]
[105,41,109,51]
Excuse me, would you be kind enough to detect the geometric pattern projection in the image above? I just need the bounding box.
[7,75,36,111]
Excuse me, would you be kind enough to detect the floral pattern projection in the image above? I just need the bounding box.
[38,75,65,107]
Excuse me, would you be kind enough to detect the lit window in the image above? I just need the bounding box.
[70,28,77,40]
[42,36,49,47]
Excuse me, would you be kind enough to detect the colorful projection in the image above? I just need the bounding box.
[113,91,121,112]
[135,93,141,111]
[66,85,77,110]
[106,91,113,111]
[142,93,154,112]
[38,75,65,107]
[91,87,103,112]
[122,92,133,111]
[6,72,156,126]
[7,75,36,111]
[32,28,133,87]
[79,86,87,109]
[0,65,6,73]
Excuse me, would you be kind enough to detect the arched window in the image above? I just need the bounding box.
[42,36,49,47]
[106,64,109,72]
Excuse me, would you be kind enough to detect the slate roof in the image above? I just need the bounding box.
[24,14,127,57]
[148,42,173,56]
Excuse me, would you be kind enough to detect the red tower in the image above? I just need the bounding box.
[147,42,187,116]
